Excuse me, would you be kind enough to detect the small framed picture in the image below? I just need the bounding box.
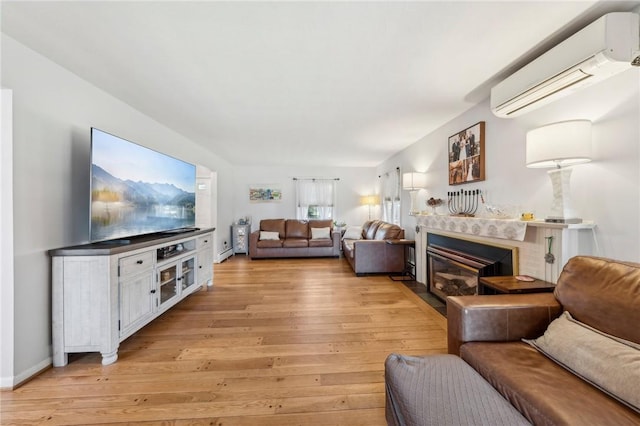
[249,185,282,202]
[448,121,485,185]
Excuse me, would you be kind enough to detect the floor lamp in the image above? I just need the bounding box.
[526,120,592,224]
[361,195,380,220]
[402,172,427,215]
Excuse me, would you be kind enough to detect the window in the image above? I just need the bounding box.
[380,168,401,225]
[294,178,337,220]
[307,205,320,219]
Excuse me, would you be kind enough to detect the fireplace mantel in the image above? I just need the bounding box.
[415,214,595,242]
[414,214,596,285]
[416,215,527,241]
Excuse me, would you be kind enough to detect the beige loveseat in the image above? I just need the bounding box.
[386,256,640,425]
[249,219,340,259]
[341,220,406,275]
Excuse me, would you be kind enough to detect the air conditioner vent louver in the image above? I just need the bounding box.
[491,12,640,118]
[495,66,592,116]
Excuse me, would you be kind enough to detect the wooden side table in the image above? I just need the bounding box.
[386,239,415,281]
[478,276,556,295]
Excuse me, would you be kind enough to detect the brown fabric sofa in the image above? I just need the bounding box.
[386,256,640,425]
[249,219,340,259]
[342,220,405,275]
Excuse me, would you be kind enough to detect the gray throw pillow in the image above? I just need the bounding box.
[524,311,640,413]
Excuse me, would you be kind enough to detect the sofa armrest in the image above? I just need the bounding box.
[447,293,562,356]
[353,239,385,260]
[352,240,405,274]
[249,230,260,256]
[331,230,341,253]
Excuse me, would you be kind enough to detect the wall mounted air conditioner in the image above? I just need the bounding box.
[491,12,640,118]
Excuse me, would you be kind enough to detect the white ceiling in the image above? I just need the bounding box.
[2,1,638,167]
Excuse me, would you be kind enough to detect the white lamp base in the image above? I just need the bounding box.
[408,190,419,216]
[545,168,582,224]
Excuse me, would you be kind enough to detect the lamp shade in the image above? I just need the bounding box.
[360,195,380,206]
[526,120,592,168]
[402,172,427,190]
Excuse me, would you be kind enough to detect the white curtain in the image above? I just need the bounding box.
[380,168,401,225]
[295,178,337,220]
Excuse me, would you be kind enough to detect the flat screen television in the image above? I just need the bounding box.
[90,128,196,243]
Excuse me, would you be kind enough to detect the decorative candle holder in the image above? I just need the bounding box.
[448,189,481,217]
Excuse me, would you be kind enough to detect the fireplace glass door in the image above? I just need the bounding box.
[427,243,498,302]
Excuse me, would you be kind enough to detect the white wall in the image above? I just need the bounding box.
[231,165,378,234]
[382,68,640,263]
[1,89,15,388]
[0,35,235,386]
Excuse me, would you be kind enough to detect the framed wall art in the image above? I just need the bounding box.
[249,185,282,202]
[448,121,485,185]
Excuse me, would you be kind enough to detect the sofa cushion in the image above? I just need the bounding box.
[374,222,403,240]
[385,354,530,426]
[342,226,363,240]
[256,239,283,248]
[524,311,640,412]
[260,219,285,238]
[310,227,330,240]
[554,256,640,344]
[342,239,355,257]
[309,238,332,248]
[283,238,308,248]
[286,220,309,239]
[362,220,382,240]
[461,341,640,425]
[309,219,333,231]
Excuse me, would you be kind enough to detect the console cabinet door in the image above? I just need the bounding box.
[158,262,180,309]
[179,256,196,293]
[119,271,155,339]
[197,249,213,287]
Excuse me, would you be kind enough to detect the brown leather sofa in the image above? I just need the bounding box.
[249,219,340,259]
[342,220,405,275]
[386,256,640,425]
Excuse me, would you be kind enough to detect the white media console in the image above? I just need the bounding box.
[49,228,215,366]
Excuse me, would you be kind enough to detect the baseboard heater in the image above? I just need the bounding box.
[217,248,233,263]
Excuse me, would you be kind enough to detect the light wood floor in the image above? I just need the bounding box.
[1,256,447,425]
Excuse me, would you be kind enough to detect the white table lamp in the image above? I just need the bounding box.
[402,172,427,215]
[526,120,592,223]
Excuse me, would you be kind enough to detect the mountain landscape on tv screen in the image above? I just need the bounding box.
[91,164,195,240]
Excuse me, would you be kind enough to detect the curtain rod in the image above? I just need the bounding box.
[378,166,400,178]
[292,177,340,181]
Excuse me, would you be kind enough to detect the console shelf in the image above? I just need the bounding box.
[49,227,215,366]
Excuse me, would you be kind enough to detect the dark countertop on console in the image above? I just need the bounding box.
[49,227,215,257]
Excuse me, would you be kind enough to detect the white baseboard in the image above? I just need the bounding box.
[216,248,233,263]
[0,356,51,389]
[0,375,13,389]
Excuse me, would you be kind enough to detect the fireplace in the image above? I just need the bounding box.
[426,233,515,302]
[415,215,596,293]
